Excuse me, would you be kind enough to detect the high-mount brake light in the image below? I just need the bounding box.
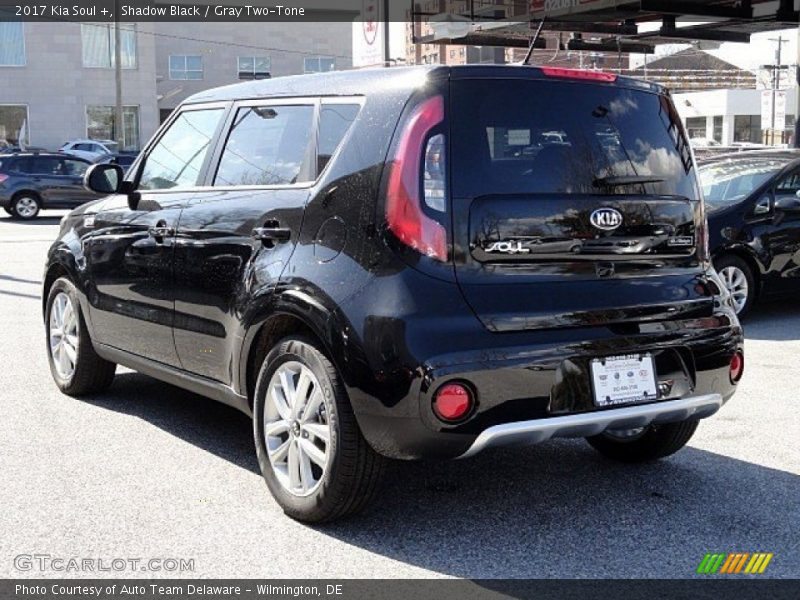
[385,95,448,262]
[540,67,618,83]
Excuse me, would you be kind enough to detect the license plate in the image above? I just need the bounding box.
[590,354,658,407]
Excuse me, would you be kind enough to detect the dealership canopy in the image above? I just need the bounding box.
[413,0,800,54]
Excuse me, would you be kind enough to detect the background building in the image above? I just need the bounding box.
[154,22,352,121]
[0,20,353,151]
[0,21,159,151]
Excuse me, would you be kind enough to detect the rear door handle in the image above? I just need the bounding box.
[252,227,291,243]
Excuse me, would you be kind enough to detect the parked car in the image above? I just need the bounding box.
[0,152,99,219]
[700,149,800,316]
[92,152,138,171]
[44,66,743,522]
[59,139,118,161]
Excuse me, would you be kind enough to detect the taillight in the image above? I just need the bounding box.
[540,66,617,83]
[385,95,448,262]
[0,174,8,184]
[730,351,744,384]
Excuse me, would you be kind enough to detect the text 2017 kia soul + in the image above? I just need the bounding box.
[44,66,743,522]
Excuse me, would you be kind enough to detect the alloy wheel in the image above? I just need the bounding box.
[14,196,39,219]
[719,265,749,314]
[49,292,79,380]
[263,361,331,497]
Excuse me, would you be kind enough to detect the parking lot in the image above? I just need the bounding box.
[0,210,798,579]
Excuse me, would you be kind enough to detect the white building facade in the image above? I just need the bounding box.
[675,88,798,146]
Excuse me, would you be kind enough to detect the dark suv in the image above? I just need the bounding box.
[0,153,98,219]
[43,66,743,522]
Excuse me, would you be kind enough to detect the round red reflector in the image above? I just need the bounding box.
[730,352,744,383]
[433,383,473,422]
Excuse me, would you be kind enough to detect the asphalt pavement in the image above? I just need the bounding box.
[1,211,798,579]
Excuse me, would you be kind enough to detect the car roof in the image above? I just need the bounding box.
[183,64,663,105]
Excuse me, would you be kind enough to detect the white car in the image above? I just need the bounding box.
[59,139,118,161]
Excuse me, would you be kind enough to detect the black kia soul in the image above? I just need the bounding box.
[44,66,743,522]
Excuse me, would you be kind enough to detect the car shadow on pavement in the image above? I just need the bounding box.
[79,371,260,474]
[0,216,62,225]
[743,299,800,341]
[78,371,799,578]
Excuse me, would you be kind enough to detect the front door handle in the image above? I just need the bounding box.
[148,225,175,239]
[252,227,291,244]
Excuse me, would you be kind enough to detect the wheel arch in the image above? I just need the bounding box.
[713,246,762,297]
[11,189,42,204]
[240,310,339,411]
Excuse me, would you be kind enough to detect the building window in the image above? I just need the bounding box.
[685,117,707,140]
[734,115,762,144]
[170,55,203,80]
[713,116,723,143]
[0,22,25,66]
[86,105,140,151]
[0,105,29,148]
[238,56,271,80]
[303,56,335,74]
[81,23,136,68]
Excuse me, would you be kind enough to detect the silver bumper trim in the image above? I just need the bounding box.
[458,393,723,459]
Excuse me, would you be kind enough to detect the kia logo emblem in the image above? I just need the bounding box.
[590,208,623,231]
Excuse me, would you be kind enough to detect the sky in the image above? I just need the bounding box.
[631,27,799,72]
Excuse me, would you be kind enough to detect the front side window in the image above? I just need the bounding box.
[0,22,25,66]
[0,105,29,147]
[238,56,270,80]
[214,105,314,186]
[138,108,224,191]
[303,57,335,74]
[60,159,89,176]
[170,55,203,80]
[81,23,136,68]
[317,103,360,173]
[86,106,140,151]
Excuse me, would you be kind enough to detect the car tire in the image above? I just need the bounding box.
[45,277,116,396]
[10,193,41,220]
[253,336,386,523]
[585,419,699,463]
[3,207,12,215]
[715,254,756,317]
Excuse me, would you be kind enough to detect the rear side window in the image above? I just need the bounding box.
[317,103,360,173]
[61,158,89,176]
[138,108,224,190]
[22,157,61,175]
[214,105,314,186]
[450,79,696,198]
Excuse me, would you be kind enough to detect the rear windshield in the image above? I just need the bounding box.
[450,79,697,199]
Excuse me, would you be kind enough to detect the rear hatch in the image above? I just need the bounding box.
[450,72,710,332]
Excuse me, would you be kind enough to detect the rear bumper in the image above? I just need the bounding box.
[458,393,722,458]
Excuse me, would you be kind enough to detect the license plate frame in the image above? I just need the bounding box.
[590,354,658,408]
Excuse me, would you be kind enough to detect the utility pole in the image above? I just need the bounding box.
[114,0,124,149]
[767,35,788,145]
[382,0,390,66]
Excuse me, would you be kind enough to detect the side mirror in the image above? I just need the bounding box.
[84,163,124,195]
[774,195,800,213]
